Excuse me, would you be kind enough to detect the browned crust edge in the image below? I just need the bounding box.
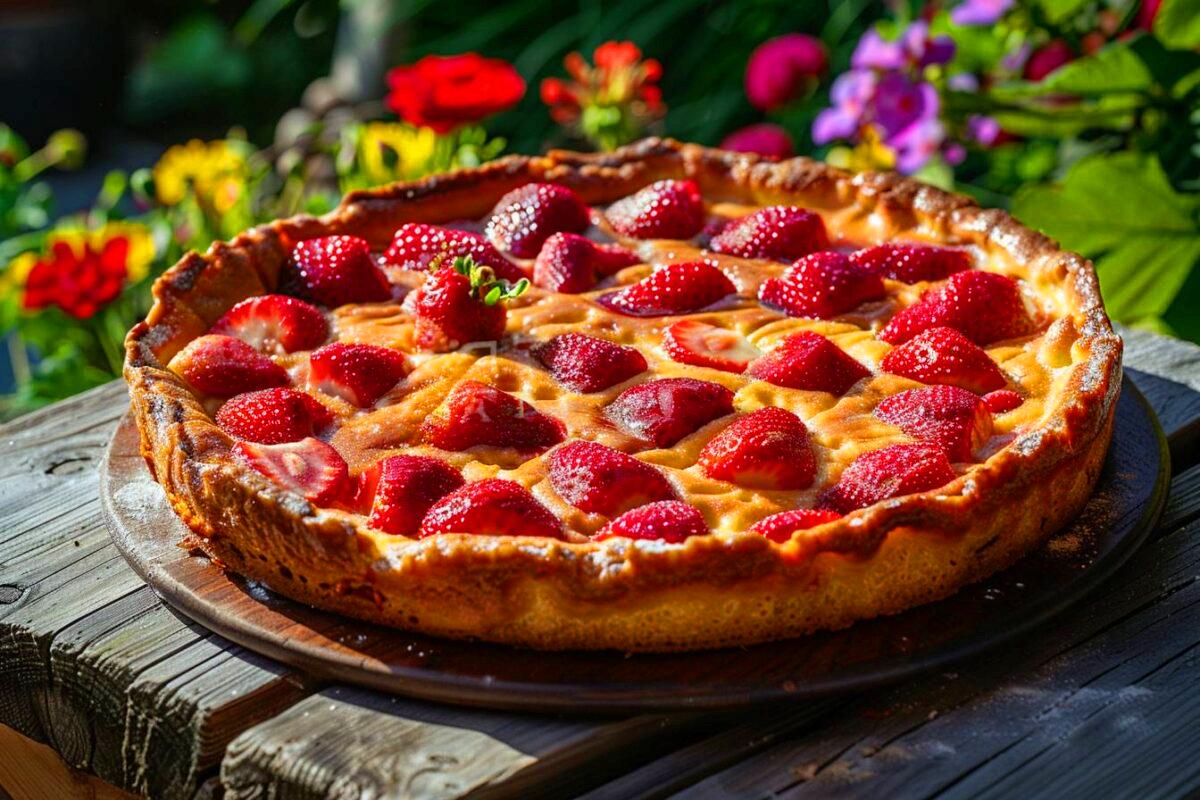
[123,138,1122,651]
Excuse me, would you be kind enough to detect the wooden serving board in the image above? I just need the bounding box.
[101,376,1168,715]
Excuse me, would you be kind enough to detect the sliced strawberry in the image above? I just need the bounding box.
[210,295,328,354]
[290,235,391,307]
[598,261,735,317]
[216,387,332,444]
[821,442,956,513]
[605,179,706,240]
[875,385,993,462]
[879,270,1034,345]
[750,508,842,544]
[606,378,734,447]
[983,389,1024,414]
[548,440,676,516]
[533,333,647,393]
[233,437,350,506]
[710,206,828,261]
[698,407,816,490]
[169,334,289,397]
[663,320,760,374]
[593,500,708,543]
[532,232,639,293]
[758,251,885,319]
[485,182,590,258]
[422,380,565,453]
[366,455,464,536]
[412,256,528,352]
[383,223,525,281]
[850,243,971,283]
[307,342,407,407]
[880,326,1006,394]
[747,331,869,395]
[419,478,563,539]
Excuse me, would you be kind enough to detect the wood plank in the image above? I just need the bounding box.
[639,468,1200,800]
[1120,326,1200,469]
[0,723,137,800]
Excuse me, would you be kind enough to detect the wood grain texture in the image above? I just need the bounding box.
[1121,326,1200,469]
[99,378,1167,713]
[0,723,137,800]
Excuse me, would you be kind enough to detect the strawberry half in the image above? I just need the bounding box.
[593,500,708,543]
[210,294,328,354]
[875,385,993,462]
[384,223,525,282]
[169,334,289,397]
[485,182,590,258]
[307,342,408,407]
[598,261,735,317]
[879,270,1034,345]
[821,442,956,513]
[290,235,391,307]
[533,333,647,393]
[880,326,1006,394]
[710,206,829,261]
[698,407,816,490]
[663,320,760,374]
[548,440,676,516]
[747,331,869,395]
[419,478,563,539]
[366,455,465,536]
[850,243,971,283]
[532,232,639,293]
[422,380,565,452]
[758,251,885,319]
[605,179,706,240]
[750,508,842,544]
[216,387,333,444]
[983,389,1024,414]
[233,437,350,506]
[606,377,734,447]
[412,256,529,352]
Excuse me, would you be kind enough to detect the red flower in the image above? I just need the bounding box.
[386,54,525,133]
[745,34,828,112]
[594,41,642,70]
[23,237,130,319]
[1023,40,1075,82]
[720,124,795,159]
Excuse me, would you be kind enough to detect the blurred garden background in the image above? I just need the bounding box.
[0,0,1197,418]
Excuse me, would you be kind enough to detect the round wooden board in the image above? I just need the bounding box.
[102,376,1168,715]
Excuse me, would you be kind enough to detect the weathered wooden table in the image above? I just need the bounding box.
[2,326,1199,800]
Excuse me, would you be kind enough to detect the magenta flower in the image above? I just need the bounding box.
[872,73,940,139]
[721,124,795,159]
[745,34,828,111]
[813,70,877,144]
[951,0,1014,26]
[967,115,1002,146]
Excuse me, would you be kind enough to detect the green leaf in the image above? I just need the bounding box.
[993,42,1153,98]
[1012,152,1200,321]
[1034,0,1092,25]
[1155,0,1200,50]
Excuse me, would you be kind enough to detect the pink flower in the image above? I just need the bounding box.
[720,124,795,159]
[745,34,828,111]
[812,70,878,144]
[951,0,1014,26]
[1024,40,1075,82]
[852,22,954,71]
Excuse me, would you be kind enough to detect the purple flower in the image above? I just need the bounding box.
[813,70,877,144]
[951,0,1014,26]
[853,21,955,71]
[872,73,939,138]
[967,115,1002,146]
[1000,43,1031,74]
[947,73,980,92]
[890,116,946,173]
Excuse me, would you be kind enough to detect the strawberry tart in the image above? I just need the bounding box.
[124,139,1121,651]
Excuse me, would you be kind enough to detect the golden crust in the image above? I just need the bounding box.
[124,138,1122,651]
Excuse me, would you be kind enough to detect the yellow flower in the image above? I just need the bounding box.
[1,221,156,299]
[153,139,248,212]
[826,125,896,173]
[357,123,437,183]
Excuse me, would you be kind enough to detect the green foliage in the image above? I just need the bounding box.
[1012,152,1200,334]
[1154,0,1200,50]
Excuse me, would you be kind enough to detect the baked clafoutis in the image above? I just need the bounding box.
[124,139,1121,652]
